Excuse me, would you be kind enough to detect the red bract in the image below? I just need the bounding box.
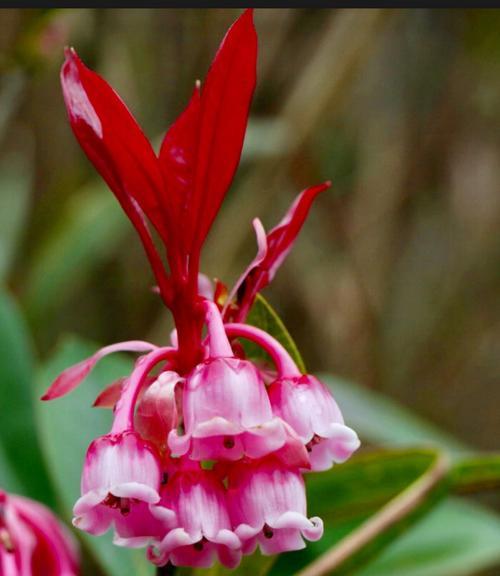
[45,8,360,571]
[61,9,257,371]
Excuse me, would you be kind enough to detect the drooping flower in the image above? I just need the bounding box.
[225,323,360,471]
[168,301,287,461]
[148,459,241,569]
[73,431,165,546]
[0,489,79,575]
[227,457,323,555]
[72,347,177,545]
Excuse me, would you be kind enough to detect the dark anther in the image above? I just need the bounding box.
[306,434,321,453]
[193,539,204,551]
[263,524,274,539]
[103,493,130,515]
[120,501,131,516]
[223,436,235,449]
[161,472,169,485]
[103,493,120,509]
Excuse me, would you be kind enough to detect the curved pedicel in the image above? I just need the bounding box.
[224,322,301,378]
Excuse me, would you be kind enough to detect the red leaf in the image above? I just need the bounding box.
[159,85,201,258]
[263,181,331,280]
[92,378,126,409]
[61,49,169,239]
[61,49,173,299]
[187,9,257,257]
[229,182,330,321]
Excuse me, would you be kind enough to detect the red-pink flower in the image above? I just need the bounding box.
[225,323,360,471]
[169,301,286,461]
[268,375,360,471]
[148,460,241,569]
[0,489,79,575]
[69,346,177,545]
[73,432,165,546]
[227,457,323,555]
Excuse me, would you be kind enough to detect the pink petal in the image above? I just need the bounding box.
[222,218,267,318]
[41,340,157,401]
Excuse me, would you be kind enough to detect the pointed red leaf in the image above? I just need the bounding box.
[229,182,330,321]
[159,85,201,257]
[61,49,169,237]
[92,378,126,408]
[187,9,257,256]
[61,49,173,298]
[263,181,331,280]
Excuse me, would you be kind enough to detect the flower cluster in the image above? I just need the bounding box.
[42,9,360,570]
[0,489,79,575]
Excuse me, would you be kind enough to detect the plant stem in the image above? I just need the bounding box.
[297,451,450,576]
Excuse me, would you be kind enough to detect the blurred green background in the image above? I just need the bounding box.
[0,8,500,576]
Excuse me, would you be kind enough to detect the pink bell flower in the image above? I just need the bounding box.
[268,374,360,471]
[0,489,79,575]
[225,323,360,471]
[227,457,323,555]
[73,431,164,546]
[73,348,177,546]
[168,302,286,461]
[147,460,241,569]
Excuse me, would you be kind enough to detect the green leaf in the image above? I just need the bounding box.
[272,448,448,576]
[0,290,53,502]
[356,499,500,576]
[0,153,31,282]
[271,448,500,576]
[321,374,467,452]
[24,186,129,323]
[35,337,154,576]
[451,453,500,494]
[245,294,306,373]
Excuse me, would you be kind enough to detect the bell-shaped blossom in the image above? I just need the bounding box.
[225,323,360,471]
[227,457,323,555]
[268,374,360,471]
[147,460,241,569]
[168,302,286,461]
[0,489,79,575]
[73,431,166,547]
[73,347,177,546]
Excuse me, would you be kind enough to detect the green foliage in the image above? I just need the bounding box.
[0,153,31,282]
[0,290,53,503]
[245,294,306,373]
[24,186,129,323]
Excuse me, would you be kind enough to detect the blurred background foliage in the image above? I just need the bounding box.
[0,8,500,576]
